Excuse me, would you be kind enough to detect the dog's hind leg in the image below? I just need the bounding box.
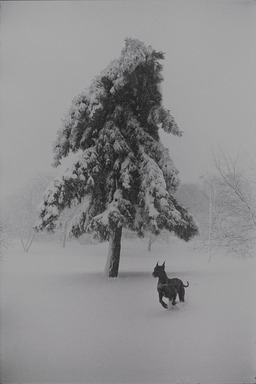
[168,297,177,310]
[158,292,168,309]
[178,287,185,302]
[171,295,177,306]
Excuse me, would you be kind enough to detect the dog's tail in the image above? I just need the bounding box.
[183,281,189,288]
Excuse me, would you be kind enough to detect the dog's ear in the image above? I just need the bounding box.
[162,262,165,268]
[156,261,159,266]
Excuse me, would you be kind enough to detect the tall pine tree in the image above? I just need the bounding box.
[36,38,198,277]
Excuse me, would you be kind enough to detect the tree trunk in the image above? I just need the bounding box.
[63,222,68,248]
[104,226,122,277]
[148,235,152,252]
[25,233,34,253]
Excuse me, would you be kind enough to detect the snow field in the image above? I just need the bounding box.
[1,238,255,384]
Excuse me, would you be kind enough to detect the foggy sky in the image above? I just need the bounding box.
[1,0,255,198]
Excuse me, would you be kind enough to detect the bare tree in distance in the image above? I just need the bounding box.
[171,149,256,259]
[2,172,56,252]
[207,148,256,257]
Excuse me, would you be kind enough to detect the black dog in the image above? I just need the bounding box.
[152,262,189,309]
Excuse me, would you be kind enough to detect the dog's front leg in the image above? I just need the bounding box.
[158,291,167,309]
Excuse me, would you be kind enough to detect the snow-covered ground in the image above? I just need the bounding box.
[1,237,255,384]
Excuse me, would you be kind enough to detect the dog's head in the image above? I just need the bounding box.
[152,261,165,278]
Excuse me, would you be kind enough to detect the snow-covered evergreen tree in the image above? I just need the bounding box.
[36,38,198,276]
